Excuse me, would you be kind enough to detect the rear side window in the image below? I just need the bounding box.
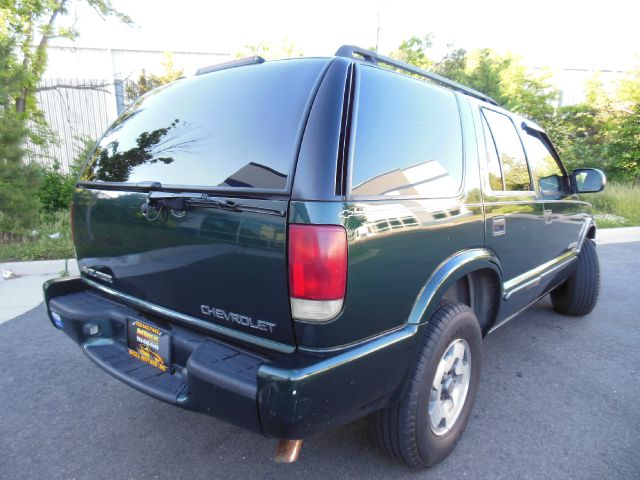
[80,59,328,190]
[482,109,532,192]
[351,66,463,197]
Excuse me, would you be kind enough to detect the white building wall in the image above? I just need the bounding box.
[531,67,625,105]
[33,47,232,171]
[44,46,232,80]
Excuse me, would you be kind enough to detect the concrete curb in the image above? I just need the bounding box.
[0,258,79,276]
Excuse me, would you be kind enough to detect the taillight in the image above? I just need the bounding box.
[288,224,347,322]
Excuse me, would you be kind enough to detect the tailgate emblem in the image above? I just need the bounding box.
[200,305,276,333]
[81,267,115,284]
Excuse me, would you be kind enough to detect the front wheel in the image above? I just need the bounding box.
[551,238,600,316]
[370,301,482,468]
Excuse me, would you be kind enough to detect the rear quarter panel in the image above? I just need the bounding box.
[290,94,485,349]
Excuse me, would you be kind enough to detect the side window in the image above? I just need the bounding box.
[481,115,504,191]
[351,66,463,197]
[482,109,532,192]
[521,129,566,196]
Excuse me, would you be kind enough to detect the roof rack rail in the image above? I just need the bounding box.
[335,45,499,106]
[196,56,265,76]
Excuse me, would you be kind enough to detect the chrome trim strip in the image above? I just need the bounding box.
[407,248,501,325]
[488,293,547,334]
[575,216,594,253]
[503,250,577,300]
[81,277,296,354]
[298,324,407,353]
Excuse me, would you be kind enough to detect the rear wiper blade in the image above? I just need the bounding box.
[143,191,285,218]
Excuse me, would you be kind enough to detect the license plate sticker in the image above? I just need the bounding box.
[127,319,171,372]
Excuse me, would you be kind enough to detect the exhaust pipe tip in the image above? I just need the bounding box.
[274,439,303,463]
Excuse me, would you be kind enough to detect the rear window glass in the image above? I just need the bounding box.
[351,66,463,197]
[81,59,328,190]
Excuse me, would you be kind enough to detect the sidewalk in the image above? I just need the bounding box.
[0,259,78,324]
[595,226,640,245]
[0,226,638,325]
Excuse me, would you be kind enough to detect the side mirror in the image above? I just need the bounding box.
[571,168,606,193]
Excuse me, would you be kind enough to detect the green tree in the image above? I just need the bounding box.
[390,38,558,128]
[0,31,41,232]
[0,0,130,233]
[235,39,303,60]
[391,35,434,70]
[606,68,640,181]
[433,47,468,84]
[4,0,130,116]
[547,77,610,174]
[125,52,184,101]
[550,102,608,173]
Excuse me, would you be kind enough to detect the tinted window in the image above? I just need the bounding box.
[81,59,328,190]
[521,130,566,195]
[351,66,463,197]
[482,109,531,192]
[482,115,504,191]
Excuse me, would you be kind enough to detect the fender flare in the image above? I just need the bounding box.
[406,248,503,325]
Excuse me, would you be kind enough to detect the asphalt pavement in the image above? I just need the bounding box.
[1,242,639,480]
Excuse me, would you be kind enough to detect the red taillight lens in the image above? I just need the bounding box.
[289,224,347,300]
[288,224,347,322]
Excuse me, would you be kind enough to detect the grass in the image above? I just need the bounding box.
[0,209,74,262]
[583,182,640,228]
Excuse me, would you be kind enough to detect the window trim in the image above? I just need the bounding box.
[480,107,535,195]
[481,113,506,191]
[520,123,571,196]
[346,63,467,201]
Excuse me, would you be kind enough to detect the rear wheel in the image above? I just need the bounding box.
[370,301,482,468]
[551,239,600,316]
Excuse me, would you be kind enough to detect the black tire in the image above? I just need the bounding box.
[370,301,482,468]
[551,238,600,316]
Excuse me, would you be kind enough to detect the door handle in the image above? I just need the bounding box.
[544,209,553,225]
[492,216,506,236]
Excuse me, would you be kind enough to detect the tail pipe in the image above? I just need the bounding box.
[274,439,303,463]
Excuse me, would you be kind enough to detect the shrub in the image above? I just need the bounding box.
[37,160,75,212]
[0,161,43,234]
[0,209,74,261]
[36,137,95,213]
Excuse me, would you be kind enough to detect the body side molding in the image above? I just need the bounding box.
[503,216,594,300]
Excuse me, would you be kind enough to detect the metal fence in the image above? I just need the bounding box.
[25,78,136,172]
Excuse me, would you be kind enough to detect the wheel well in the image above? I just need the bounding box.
[442,269,501,335]
[587,225,596,239]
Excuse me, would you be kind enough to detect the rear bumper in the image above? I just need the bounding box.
[44,277,420,439]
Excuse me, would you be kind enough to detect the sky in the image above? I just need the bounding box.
[53,0,639,71]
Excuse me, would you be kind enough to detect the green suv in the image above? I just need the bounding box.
[44,46,605,468]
